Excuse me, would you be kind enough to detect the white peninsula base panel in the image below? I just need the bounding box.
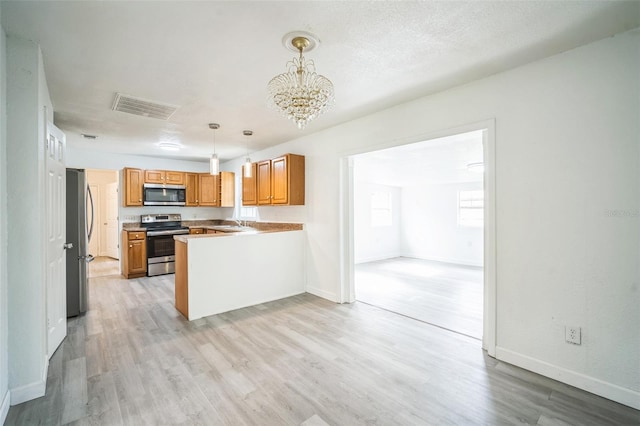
[180,230,305,320]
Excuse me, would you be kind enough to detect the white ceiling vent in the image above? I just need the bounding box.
[112,93,178,120]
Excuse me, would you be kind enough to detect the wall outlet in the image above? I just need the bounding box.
[565,326,581,345]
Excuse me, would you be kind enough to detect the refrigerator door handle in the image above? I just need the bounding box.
[87,184,95,243]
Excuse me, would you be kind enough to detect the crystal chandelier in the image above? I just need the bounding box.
[267,32,334,130]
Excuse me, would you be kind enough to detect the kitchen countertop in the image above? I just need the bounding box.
[122,220,303,235]
[174,222,303,242]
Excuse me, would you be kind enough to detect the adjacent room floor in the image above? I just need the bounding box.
[6,274,638,425]
[88,256,120,278]
[356,257,483,339]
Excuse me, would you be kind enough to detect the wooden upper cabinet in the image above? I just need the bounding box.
[242,163,257,206]
[123,168,143,206]
[185,172,199,206]
[219,171,235,207]
[123,167,233,208]
[144,170,185,185]
[198,173,219,206]
[274,154,304,205]
[255,154,305,206]
[257,160,272,205]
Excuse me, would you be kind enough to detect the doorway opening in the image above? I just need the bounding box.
[344,125,494,346]
[86,169,120,278]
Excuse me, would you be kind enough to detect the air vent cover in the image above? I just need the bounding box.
[112,93,178,120]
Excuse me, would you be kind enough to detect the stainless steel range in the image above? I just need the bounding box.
[140,214,189,276]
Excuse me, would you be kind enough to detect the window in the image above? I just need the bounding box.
[458,190,484,227]
[237,206,258,220]
[371,191,392,227]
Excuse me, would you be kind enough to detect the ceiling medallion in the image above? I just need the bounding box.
[267,31,335,130]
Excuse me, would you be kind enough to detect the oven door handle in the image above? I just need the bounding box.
[146,229,190,237]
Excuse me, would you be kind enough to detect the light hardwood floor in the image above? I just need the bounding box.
[355,258,483,339]
[88,257,120,278]
[6,274,639,425]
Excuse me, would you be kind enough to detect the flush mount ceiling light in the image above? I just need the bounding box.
[81,133,97,140]
[209,123,220,175]
[267,31,335,130]
[158,141,181,151]
[243,130,253,178]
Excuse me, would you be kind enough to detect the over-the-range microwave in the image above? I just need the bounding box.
[143,183,186,206]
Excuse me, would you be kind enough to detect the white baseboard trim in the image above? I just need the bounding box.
[401,254,483,268]
[9,379,46,406]
[354,253,402,264]
[496,346,640,410]
[10,355,48,406]
[1,389,10,424]
[305,286,338,303]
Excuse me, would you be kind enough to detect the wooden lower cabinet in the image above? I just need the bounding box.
[122,230,147,278]
[175,240,188,318]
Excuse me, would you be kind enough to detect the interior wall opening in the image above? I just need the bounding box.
[86,168,120,278]
[352,130,485,340]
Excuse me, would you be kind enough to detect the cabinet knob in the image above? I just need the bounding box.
[139,198,142,202]
[129,245,132,248]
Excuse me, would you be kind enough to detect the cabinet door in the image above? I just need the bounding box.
[220,171,235,207]
[199,173,219,206]
[165,171,185,185]
[144,170,165,184]
[185,173,199,206]
[257,160,272,205]
[271,155,289,205]
[242,163,257,206]
[128,239,147,275]
[123,168,143,206]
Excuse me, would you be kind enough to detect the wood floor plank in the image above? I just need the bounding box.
[6,273,639,425]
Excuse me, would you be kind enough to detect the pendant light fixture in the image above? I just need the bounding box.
[209,123,220,175]
[267,31,334,130]
[243,130,253,178]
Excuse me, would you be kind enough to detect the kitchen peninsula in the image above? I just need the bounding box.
[174,223,305,320]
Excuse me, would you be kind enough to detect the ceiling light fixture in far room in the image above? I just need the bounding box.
[467,162,485,173]
[158,141,181,151]
[267,31,335,130]
[209,123,220,175]
[81,133,97,140]
[243,130,253,178]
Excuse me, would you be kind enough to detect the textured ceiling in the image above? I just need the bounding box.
[2,1,639,162]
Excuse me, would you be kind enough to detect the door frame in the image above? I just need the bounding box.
[339,119,497,356]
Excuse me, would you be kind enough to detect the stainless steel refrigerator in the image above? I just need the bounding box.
[66,168,95,317]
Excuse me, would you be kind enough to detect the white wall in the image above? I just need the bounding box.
[353,181,401,263]
[221,30,640,408]
[401,182,483,266]
[0,6,9,423]
[6,36,53,404]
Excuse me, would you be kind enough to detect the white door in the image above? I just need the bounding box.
[104,182,119,259]
[46,122,67,358]
[88,184,99,257]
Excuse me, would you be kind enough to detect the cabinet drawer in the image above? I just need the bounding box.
[190,228,204,235]
[128,231,146,240]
